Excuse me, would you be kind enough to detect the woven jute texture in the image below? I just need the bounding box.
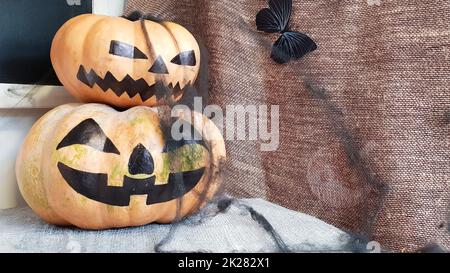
[125,0,450,252]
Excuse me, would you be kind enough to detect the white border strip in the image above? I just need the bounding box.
[93,0,125,16]
[0,84,76,109]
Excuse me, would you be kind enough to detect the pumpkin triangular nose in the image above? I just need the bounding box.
[128,144,154,175]
[149,55,169,74]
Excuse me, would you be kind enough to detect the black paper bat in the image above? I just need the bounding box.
[256,0,317,64]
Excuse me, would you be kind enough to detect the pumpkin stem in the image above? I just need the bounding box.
[122,10,163,23]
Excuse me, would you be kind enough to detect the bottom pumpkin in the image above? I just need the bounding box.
[16,103,226,229]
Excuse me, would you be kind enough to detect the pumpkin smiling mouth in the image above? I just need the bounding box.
[77,65,187,101]
[57,162,204,206]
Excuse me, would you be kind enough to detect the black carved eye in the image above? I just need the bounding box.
[57,119,120,155]
[109,40,148,59]
[170,50,196,66]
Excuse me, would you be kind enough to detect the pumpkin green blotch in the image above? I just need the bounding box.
[106,205,115,214]
[130,115,149,127]
[21,165,50,209]
[80,196,88,204]
[20,157,50,209]
[168,144,205,172]
[72,145,87,160]
[56,144,89,166]
[158,154,170,182]
[110,163,123,180]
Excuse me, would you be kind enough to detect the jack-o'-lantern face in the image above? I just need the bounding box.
[16,104,225,229]
[51,14,201,108]
[55,117,205,207]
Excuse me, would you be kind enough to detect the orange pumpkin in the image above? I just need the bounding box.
[50,14,200,108]
[16,103,225,229]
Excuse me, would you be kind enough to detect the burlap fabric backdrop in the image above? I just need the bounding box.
[125,0,450,252]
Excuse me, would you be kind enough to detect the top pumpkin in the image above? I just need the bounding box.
[51,14,200,108]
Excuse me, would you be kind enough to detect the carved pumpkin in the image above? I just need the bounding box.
[50,14,200,108]
[16,104,225,229]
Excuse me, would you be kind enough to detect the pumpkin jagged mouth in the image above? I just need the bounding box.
[57,162,204,206]
[77,65,188,101]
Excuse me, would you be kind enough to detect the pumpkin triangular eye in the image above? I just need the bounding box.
[109,40,148,59]
[171,50,196,66]
[57,119,120,155]
[148,55,169,74]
